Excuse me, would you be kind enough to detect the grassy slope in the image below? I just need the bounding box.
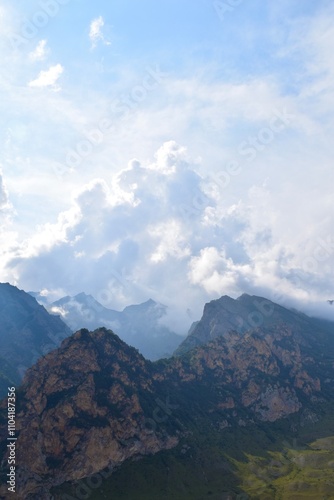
[52,402,334,500]
[233,436,334,499]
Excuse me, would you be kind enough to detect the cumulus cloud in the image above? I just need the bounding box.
[2,4,334,331]
[5,143,210,325]
[0,5,334,330]
[29,40,49,62]
[28,64,64,90]
[0,172,9,211]
[0,170,13,225]
[89,16,111,49]
[0,171,16,285]
[148,141,188,175]
[5,138,334,332]
[149,220,191,263]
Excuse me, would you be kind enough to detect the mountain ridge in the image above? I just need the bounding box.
[47,293,184,360]
[0,283,72,398]
[1,288,334,498]
[1,316,334,497]
[175,292,334,355]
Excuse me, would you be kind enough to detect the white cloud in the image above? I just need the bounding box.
[0,171,9,211]
[89,16,111,49]
[0,171,17,286]
[29,40,49,62]
[4,143,208,314]
[28,64,64,90]
[2,3,334,330]
[0,170,13,228]
[5,136,334,331]
[149,219,191,263]
[148,141,188,175]
[0,4,13,39]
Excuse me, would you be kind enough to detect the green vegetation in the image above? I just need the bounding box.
[52,404,334,500]
[233,436,334,499]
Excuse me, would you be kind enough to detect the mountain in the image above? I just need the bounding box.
[1,292,334,499]
[175,293,334,355]
[27,291,50,307]
[0,283,72,398]
[0,328,181,499]
[48,293,184,360]
[49,292,121,330]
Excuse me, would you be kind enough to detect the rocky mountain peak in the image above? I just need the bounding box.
[48,294,182,361]
[174,293,334,356]
[1,289,334,498]
[1,313,334,498]
[0,327,177,498]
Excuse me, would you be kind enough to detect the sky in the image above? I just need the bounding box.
[1,0,334,332]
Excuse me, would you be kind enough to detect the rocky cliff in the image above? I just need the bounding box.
[0,328,178,498]
[1,307,334,498]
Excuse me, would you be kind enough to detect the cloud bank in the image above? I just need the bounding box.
[3,139,334,332]
[1,3,334,332]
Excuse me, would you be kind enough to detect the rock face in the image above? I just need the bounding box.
[175,293,334,355]
[164,324,328,423]
[48,293,183,360]
[1,329,178,499]
[1,318,334,498]
[0,283,72,398]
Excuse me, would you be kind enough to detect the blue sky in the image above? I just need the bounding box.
[1,0,334,330]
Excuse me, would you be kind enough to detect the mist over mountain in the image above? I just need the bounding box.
[47,292,184,360]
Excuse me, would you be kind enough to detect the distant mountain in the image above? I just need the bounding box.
[2,293,334,498]
[0,283,72,398]
[49,292,121,330]
[27,291,50,306]
[48,293,184,360]
[175,293,334,355]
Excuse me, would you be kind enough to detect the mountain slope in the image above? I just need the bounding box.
[49,293,183,360]
[1,305,334,498]
[0,328,180,499]
[175,293,334,355]
[0,283,72,398]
